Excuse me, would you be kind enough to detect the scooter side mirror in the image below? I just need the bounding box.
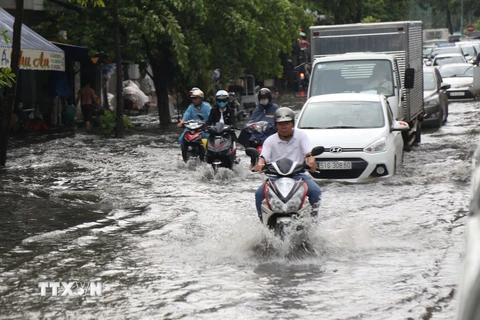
[311,146,325,156]
[246,147,259,158]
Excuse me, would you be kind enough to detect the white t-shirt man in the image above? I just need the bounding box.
[260,128,312,164]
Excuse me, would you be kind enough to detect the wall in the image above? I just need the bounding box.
[0,0,44,10]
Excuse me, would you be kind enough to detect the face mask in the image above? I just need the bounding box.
[259,99,268,106]
[217,101,227,108]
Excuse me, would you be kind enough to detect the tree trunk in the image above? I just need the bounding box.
[113,0,124,138]
[149,57,172,126]
[0,0,23,167]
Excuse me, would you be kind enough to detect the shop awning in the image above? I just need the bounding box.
[50,41,92,66]
[0,8,65,71]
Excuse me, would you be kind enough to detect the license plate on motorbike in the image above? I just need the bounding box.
[318,161,352,170]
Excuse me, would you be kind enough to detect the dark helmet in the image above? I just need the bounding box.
[228,91,236,102]
[258,88,272,103]
[274,107,295,124]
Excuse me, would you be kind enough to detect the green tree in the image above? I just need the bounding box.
[36,0,316,125]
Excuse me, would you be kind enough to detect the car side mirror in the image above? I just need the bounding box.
[425,60,432,66]
[404,68,415,89]
[440,83,451,90]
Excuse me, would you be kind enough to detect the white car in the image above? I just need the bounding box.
[296,93,409,181]
[432,53,467,66]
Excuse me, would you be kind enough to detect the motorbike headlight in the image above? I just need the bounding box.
[265,183,305,213]
[266,187,285,213]
[364,137,387,153]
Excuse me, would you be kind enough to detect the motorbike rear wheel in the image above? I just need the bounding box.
[182,144,205,162]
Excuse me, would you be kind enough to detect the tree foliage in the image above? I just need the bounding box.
[36,0,413,126]
[412,0,480,33]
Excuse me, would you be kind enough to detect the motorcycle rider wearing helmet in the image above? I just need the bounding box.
[207,90,236,128]
[248,88,279,141]
[238,88,279,163]
[176,88,212,147]
[253,107,321,220]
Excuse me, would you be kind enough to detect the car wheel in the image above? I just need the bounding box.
[432,109,443,128]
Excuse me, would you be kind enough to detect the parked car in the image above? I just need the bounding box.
[296,93,409,181]
[423,66,450,127]
[432,53,467,66]
[437,63,480,100]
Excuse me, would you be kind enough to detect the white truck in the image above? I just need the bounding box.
[308,21,424,148]
[423,28,449,44]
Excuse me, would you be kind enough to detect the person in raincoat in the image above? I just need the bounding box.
[176,88,212,148]
[238,88,279,166]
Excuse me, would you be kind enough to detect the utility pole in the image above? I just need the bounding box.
[461,0,464,36]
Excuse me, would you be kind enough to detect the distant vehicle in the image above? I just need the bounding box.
[429,45,465,60]
[437,63,480,100]
[423,28,449,44]
[422,66,450,127]
[457,42,479,63]
[296,93,409,181]
[423,45,435,59]
[424,39,449,46]
[227,74,260,114]
[432,53,467,66]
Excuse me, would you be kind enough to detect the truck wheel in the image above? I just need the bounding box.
[414,120,422,144]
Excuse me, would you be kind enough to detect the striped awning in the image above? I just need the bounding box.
[0,7,64,71]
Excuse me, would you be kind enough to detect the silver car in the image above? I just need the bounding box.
[423,66,450,127]
[438,63,480,100]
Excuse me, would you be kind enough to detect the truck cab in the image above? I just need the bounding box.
[308,53,405,121]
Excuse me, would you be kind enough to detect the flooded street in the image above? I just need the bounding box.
[0,97,477,320]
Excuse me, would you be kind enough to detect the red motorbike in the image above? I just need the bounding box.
[182,119,206,162]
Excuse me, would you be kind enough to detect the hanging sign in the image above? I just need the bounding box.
[0,48,65,71]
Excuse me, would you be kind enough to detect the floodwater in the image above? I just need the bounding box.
[0,97,477,320]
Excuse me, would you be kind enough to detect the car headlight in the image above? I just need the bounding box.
[364,137,387,153]
[424,96,439,107]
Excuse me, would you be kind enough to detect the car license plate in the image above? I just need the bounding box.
[318,161,352,170]
[450,92,465,96]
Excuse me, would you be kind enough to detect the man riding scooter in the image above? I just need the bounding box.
[253,107,321,221]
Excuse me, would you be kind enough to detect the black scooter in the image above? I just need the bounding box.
[205,122,237,173]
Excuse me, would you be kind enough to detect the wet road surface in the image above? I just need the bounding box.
[0,98,477,319]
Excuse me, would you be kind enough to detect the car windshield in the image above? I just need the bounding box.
[431,47,462,58]
[439,65,473,78]
[423,72,436,90]
[459,45,476,57]
[423,46,434,57]
[433,55,466,66]
[298,101,385,129]
[309,60,394,97]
